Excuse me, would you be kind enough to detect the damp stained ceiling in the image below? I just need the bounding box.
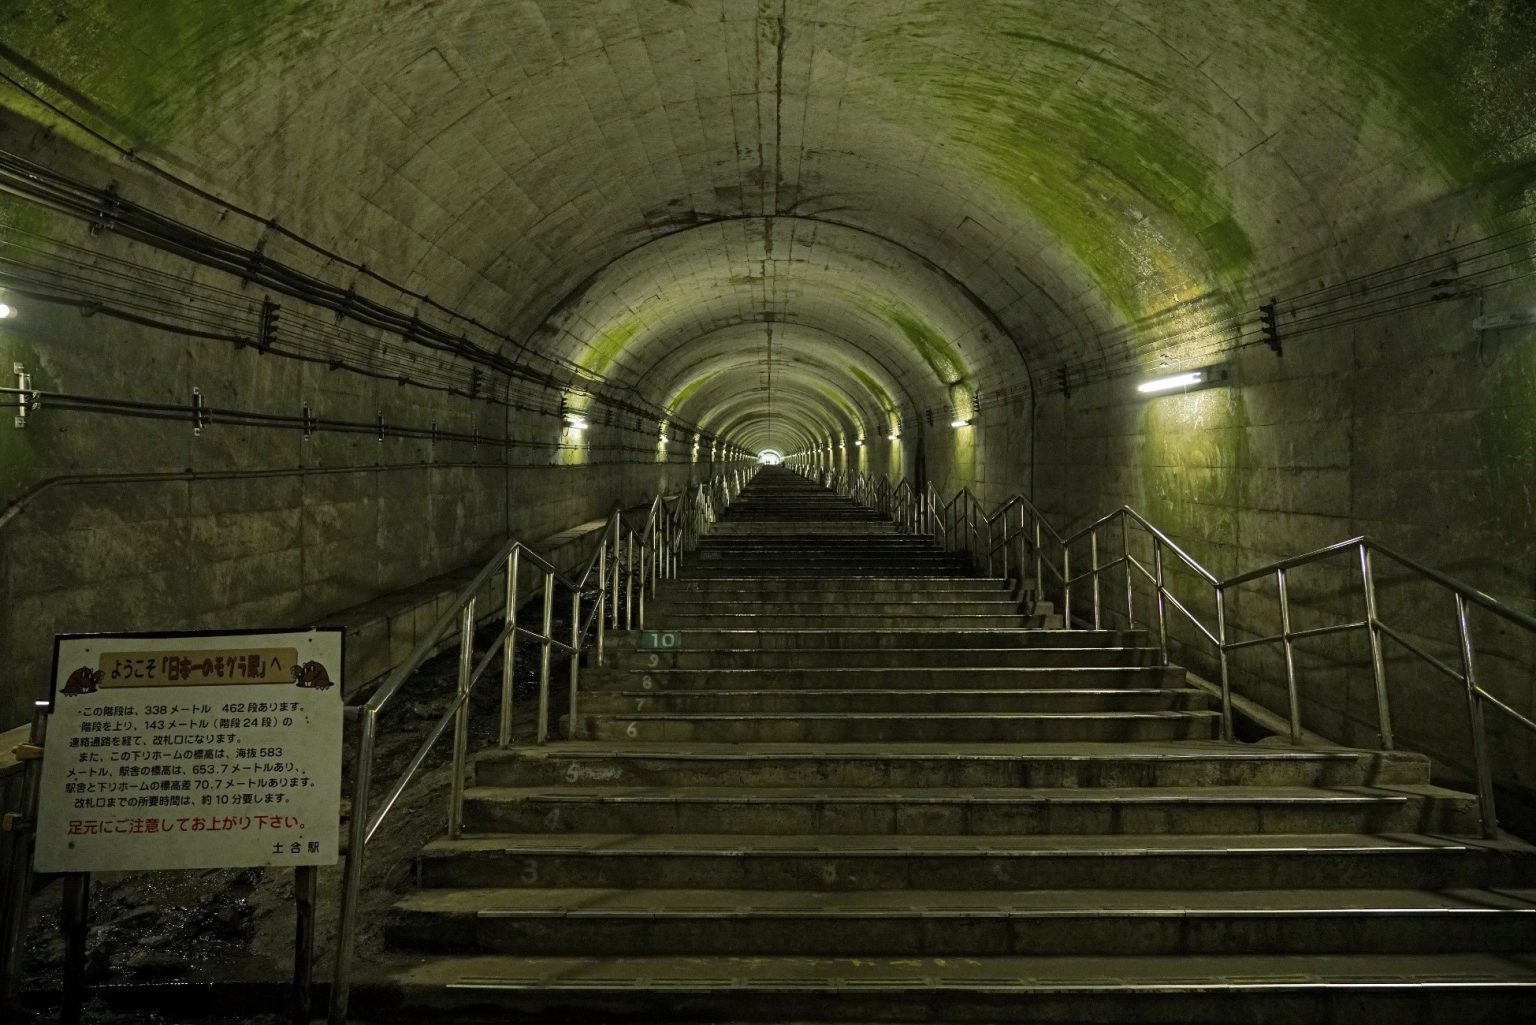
[2,0,1533,455]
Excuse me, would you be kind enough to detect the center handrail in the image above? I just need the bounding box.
[809,465,1536,846]
[327,467,746,1023]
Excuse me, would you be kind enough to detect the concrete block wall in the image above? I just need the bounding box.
[0,129,747,728]
[1027,207,1536,812]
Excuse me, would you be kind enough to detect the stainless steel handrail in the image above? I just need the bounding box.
[327,468,743,1023]
[817,468,1536,842]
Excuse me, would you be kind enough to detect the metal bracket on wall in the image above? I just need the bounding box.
[1472,312,1536,331]
[192,388,209,436]
[1056,366,1072,399]
[257,298,280,353]
[302,403,315,441]
[1260,299,1282,356]
[89,182,121,238]
[376,412,385,443]
[12,363,34,428]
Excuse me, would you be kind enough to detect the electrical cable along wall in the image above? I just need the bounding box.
[0,119,748,728]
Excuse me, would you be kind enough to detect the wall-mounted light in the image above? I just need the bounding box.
[1136,365,1227,395]
[950,417,970,428]
[0,303,14,319]
[854,438,863,447]
[564,414,588,431]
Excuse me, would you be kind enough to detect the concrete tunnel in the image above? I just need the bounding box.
[1,0,1536,1012]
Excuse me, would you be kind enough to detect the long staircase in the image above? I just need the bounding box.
[370,467,1536,1023]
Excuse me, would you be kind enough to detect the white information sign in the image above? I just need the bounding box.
[35,628,343,873]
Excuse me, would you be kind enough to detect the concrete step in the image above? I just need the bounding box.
[387,886,1536,957]
[647,599,1025,616]
[605,645,1163,671]
[472,742,1434,789]
[692,551,963,562]
[578,687,1212,715]
[586,663,1168,686]
[416,833,1536,892]
[681,566,971,578]
[709,522,900,534]
[695,544,949,556]
[652,613,1041,629]
[354,951,1536,1024]
[658,578,1014,599]
[574,709,1221,743]
[605,627,1143,652]
[460,783,1476,835]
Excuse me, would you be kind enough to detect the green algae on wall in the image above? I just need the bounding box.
[1306,0,1536,193]
[666,370,716,414]
[845,362,896,417]
[1134,388,1250,575]
[860,2,1256,328]
[1,0,324,149]
[578,315,649,378]
[885,307,968,386]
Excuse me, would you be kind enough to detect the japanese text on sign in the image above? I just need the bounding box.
[36,629,343,873]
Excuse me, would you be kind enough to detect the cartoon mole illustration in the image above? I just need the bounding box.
[61,666,103,696]
[291,661,334,690]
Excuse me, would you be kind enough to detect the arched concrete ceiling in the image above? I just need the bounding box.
[4,0,1533,453]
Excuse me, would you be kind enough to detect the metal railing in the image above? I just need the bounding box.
[328,468,745,1023]
[819,468,1536,841]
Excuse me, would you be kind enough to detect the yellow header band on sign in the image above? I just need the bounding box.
[91,648,302,688]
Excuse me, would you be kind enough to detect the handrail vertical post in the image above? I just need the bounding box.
[596,538,607,666]
[1033,519,1043,607]
[1215,585,1234,742]
[652,523,661,596]
[985,512,995,577]
[1090,527,1102,630]
[328,708,376,1025]
[499,548,519,749]
[1120,515,1134,627]
[537,572,554,745]
[1277,567,1301,744]
[1153,539,1169,666]
[1063,547,1073,627]
[609,519,620,632]
[567,588,581,741]
[1359,544,1394,750]
[1455,593,1499,839]
[638,541,648,630]
[625,532,635,630]
[448,598,476,838]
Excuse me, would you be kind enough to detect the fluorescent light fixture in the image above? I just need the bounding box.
[950,418,970,428]
[0,303,13,319]
[854,439,863,447]
[1137,371,1203,394]
[887,432,899,441]
[1136,366,1226,395]
[564,415,588,431]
